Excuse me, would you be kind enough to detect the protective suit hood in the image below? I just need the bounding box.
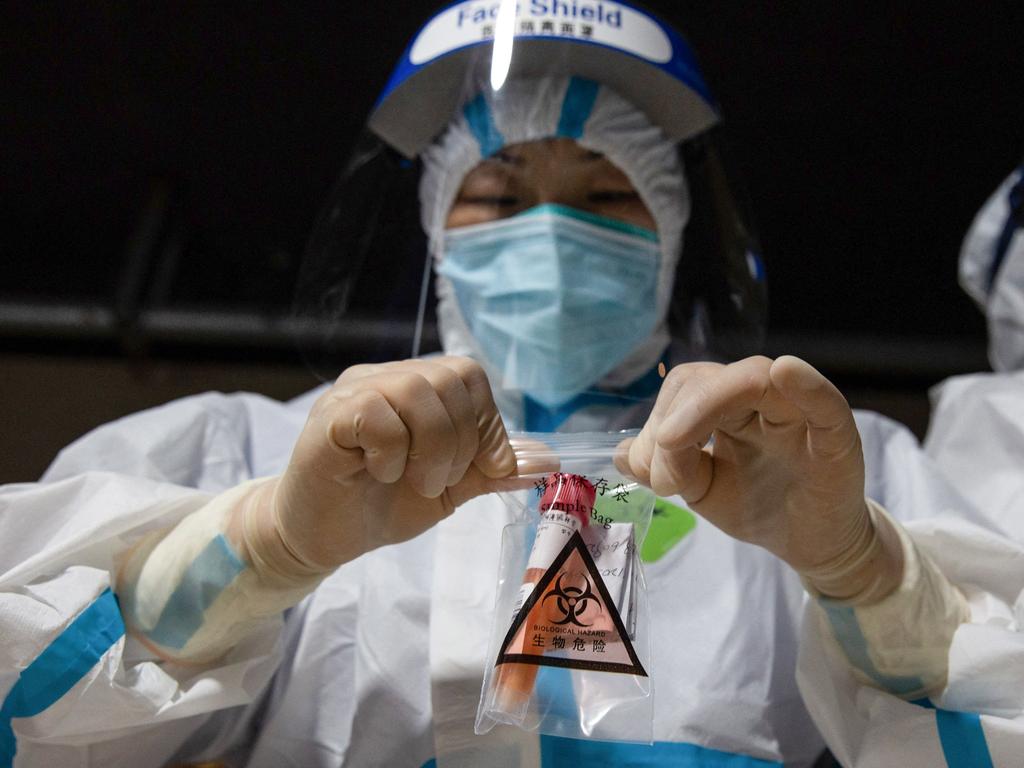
[959,164,1024,371]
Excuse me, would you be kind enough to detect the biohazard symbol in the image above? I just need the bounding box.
[495,530,647,677]
[542,573,600,627]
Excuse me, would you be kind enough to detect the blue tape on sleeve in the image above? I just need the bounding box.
[540,735,783,766]
[935,709,994,768]
[912,698,995,768]
[145,534,245,650]
[0,588,125,768]
[556,77,600,139]
[820,603,926,697]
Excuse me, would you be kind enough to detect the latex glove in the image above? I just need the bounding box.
[619,355,903,603]
[235,357,519,583]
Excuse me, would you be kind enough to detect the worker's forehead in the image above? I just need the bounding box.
[467,138,622,174]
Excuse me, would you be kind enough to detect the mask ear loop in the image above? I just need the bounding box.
[411,249,433,359]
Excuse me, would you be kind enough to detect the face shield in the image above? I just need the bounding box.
[294,1,767,424]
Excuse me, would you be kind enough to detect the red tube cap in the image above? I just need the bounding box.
[539,472,596,527]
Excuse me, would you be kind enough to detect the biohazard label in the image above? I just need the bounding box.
[495,530,647,676]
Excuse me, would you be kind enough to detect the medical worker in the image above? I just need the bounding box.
[2,4,1023,767]
[925,164,1024,539]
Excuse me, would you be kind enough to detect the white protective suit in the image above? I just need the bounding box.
[926,164,1024,541]
[3,388,1024,767]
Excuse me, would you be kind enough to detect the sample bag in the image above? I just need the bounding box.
[476,431,657,743]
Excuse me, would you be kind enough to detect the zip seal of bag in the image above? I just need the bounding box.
[476,430,656,743]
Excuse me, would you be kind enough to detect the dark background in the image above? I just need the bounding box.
[2,2,1022,481]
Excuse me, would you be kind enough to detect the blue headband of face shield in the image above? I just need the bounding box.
[436,204,661,407]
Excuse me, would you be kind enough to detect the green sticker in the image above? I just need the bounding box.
[640,499,697,563]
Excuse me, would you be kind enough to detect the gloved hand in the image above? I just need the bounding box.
[234,357,519,584]
[620,355,904,604]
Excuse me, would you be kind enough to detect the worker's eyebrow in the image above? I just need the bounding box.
[489,150,527,167]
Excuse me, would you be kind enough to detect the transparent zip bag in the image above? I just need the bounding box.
[476,431,657,743]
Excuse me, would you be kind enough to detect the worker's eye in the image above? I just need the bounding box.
[492,150,525,166]
[588,190,642,204]
[459,195,520,206]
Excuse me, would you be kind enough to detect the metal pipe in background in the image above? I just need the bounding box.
[0,300,987,379]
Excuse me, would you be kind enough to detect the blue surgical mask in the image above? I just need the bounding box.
[436,204,661,407]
